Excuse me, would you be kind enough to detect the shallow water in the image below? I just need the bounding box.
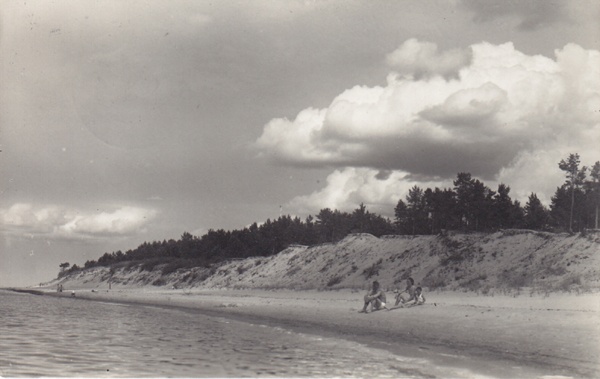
[0,290,551,378]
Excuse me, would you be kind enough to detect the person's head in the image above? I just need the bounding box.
[415,286,422,295]
[372,281,380,290]
[406,277,414,286]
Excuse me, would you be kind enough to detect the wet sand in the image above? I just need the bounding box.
[29,287,600,378]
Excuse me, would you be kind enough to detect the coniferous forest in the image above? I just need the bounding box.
[61,154,600,276]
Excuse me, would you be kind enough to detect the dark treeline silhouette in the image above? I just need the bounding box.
[77,204,396,272]
[68,154,600,275]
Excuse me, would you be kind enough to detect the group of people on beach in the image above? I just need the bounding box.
[359,278,425,313]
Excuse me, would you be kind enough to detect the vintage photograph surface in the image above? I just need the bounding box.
[1,1,599,378]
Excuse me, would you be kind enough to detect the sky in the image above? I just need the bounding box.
[1,1,599,287]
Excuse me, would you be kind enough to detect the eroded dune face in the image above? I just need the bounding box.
[54,230,600,294]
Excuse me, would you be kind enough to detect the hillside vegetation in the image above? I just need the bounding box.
[54,229,600,294]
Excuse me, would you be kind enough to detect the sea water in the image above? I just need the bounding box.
[0,290,551,378]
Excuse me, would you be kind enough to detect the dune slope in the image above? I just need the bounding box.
[54,229,600,293]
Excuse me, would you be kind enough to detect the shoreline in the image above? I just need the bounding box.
[7,286,600,378]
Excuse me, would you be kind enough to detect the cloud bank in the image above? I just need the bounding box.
[1,203,158,241]
[256,40,600,215]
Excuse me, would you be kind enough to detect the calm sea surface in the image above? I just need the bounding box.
[0,289,546,378]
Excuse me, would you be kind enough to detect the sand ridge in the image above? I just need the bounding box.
[51,230,600,294]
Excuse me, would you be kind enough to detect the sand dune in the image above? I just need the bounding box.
[52,230,600,295]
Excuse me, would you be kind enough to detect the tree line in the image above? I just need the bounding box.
[63,153,600,274]
[395,154,599,234]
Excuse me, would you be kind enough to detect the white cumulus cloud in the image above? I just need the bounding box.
[1,203,158,241]
[385,39,472,78]
[288,168,451,217]
[257,40,600,214]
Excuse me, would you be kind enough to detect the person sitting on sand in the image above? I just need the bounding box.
[415,286,425,304]
[395,277,416,306]
[359,280,389,313]
[404,286,426,307]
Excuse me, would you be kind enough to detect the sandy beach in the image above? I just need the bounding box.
[27,286,600,378]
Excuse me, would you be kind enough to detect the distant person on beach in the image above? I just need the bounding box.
[395,277,416,306]
[359,280,389,313]
[405,286,426,307]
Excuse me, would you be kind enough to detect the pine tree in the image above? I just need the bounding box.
[493,184,513,229]
[558,154,587,232]
[405,185,428,234]
[587,161,600,229]
[524,193,548,230]
[454,172,474,230]
[394,199,409,234]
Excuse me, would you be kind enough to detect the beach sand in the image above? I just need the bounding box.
[33,286,600,378]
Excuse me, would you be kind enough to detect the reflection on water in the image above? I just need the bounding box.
[0,290,433,377]
[0,290,539,378]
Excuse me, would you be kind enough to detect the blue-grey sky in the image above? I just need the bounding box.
[1,1,599,286]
